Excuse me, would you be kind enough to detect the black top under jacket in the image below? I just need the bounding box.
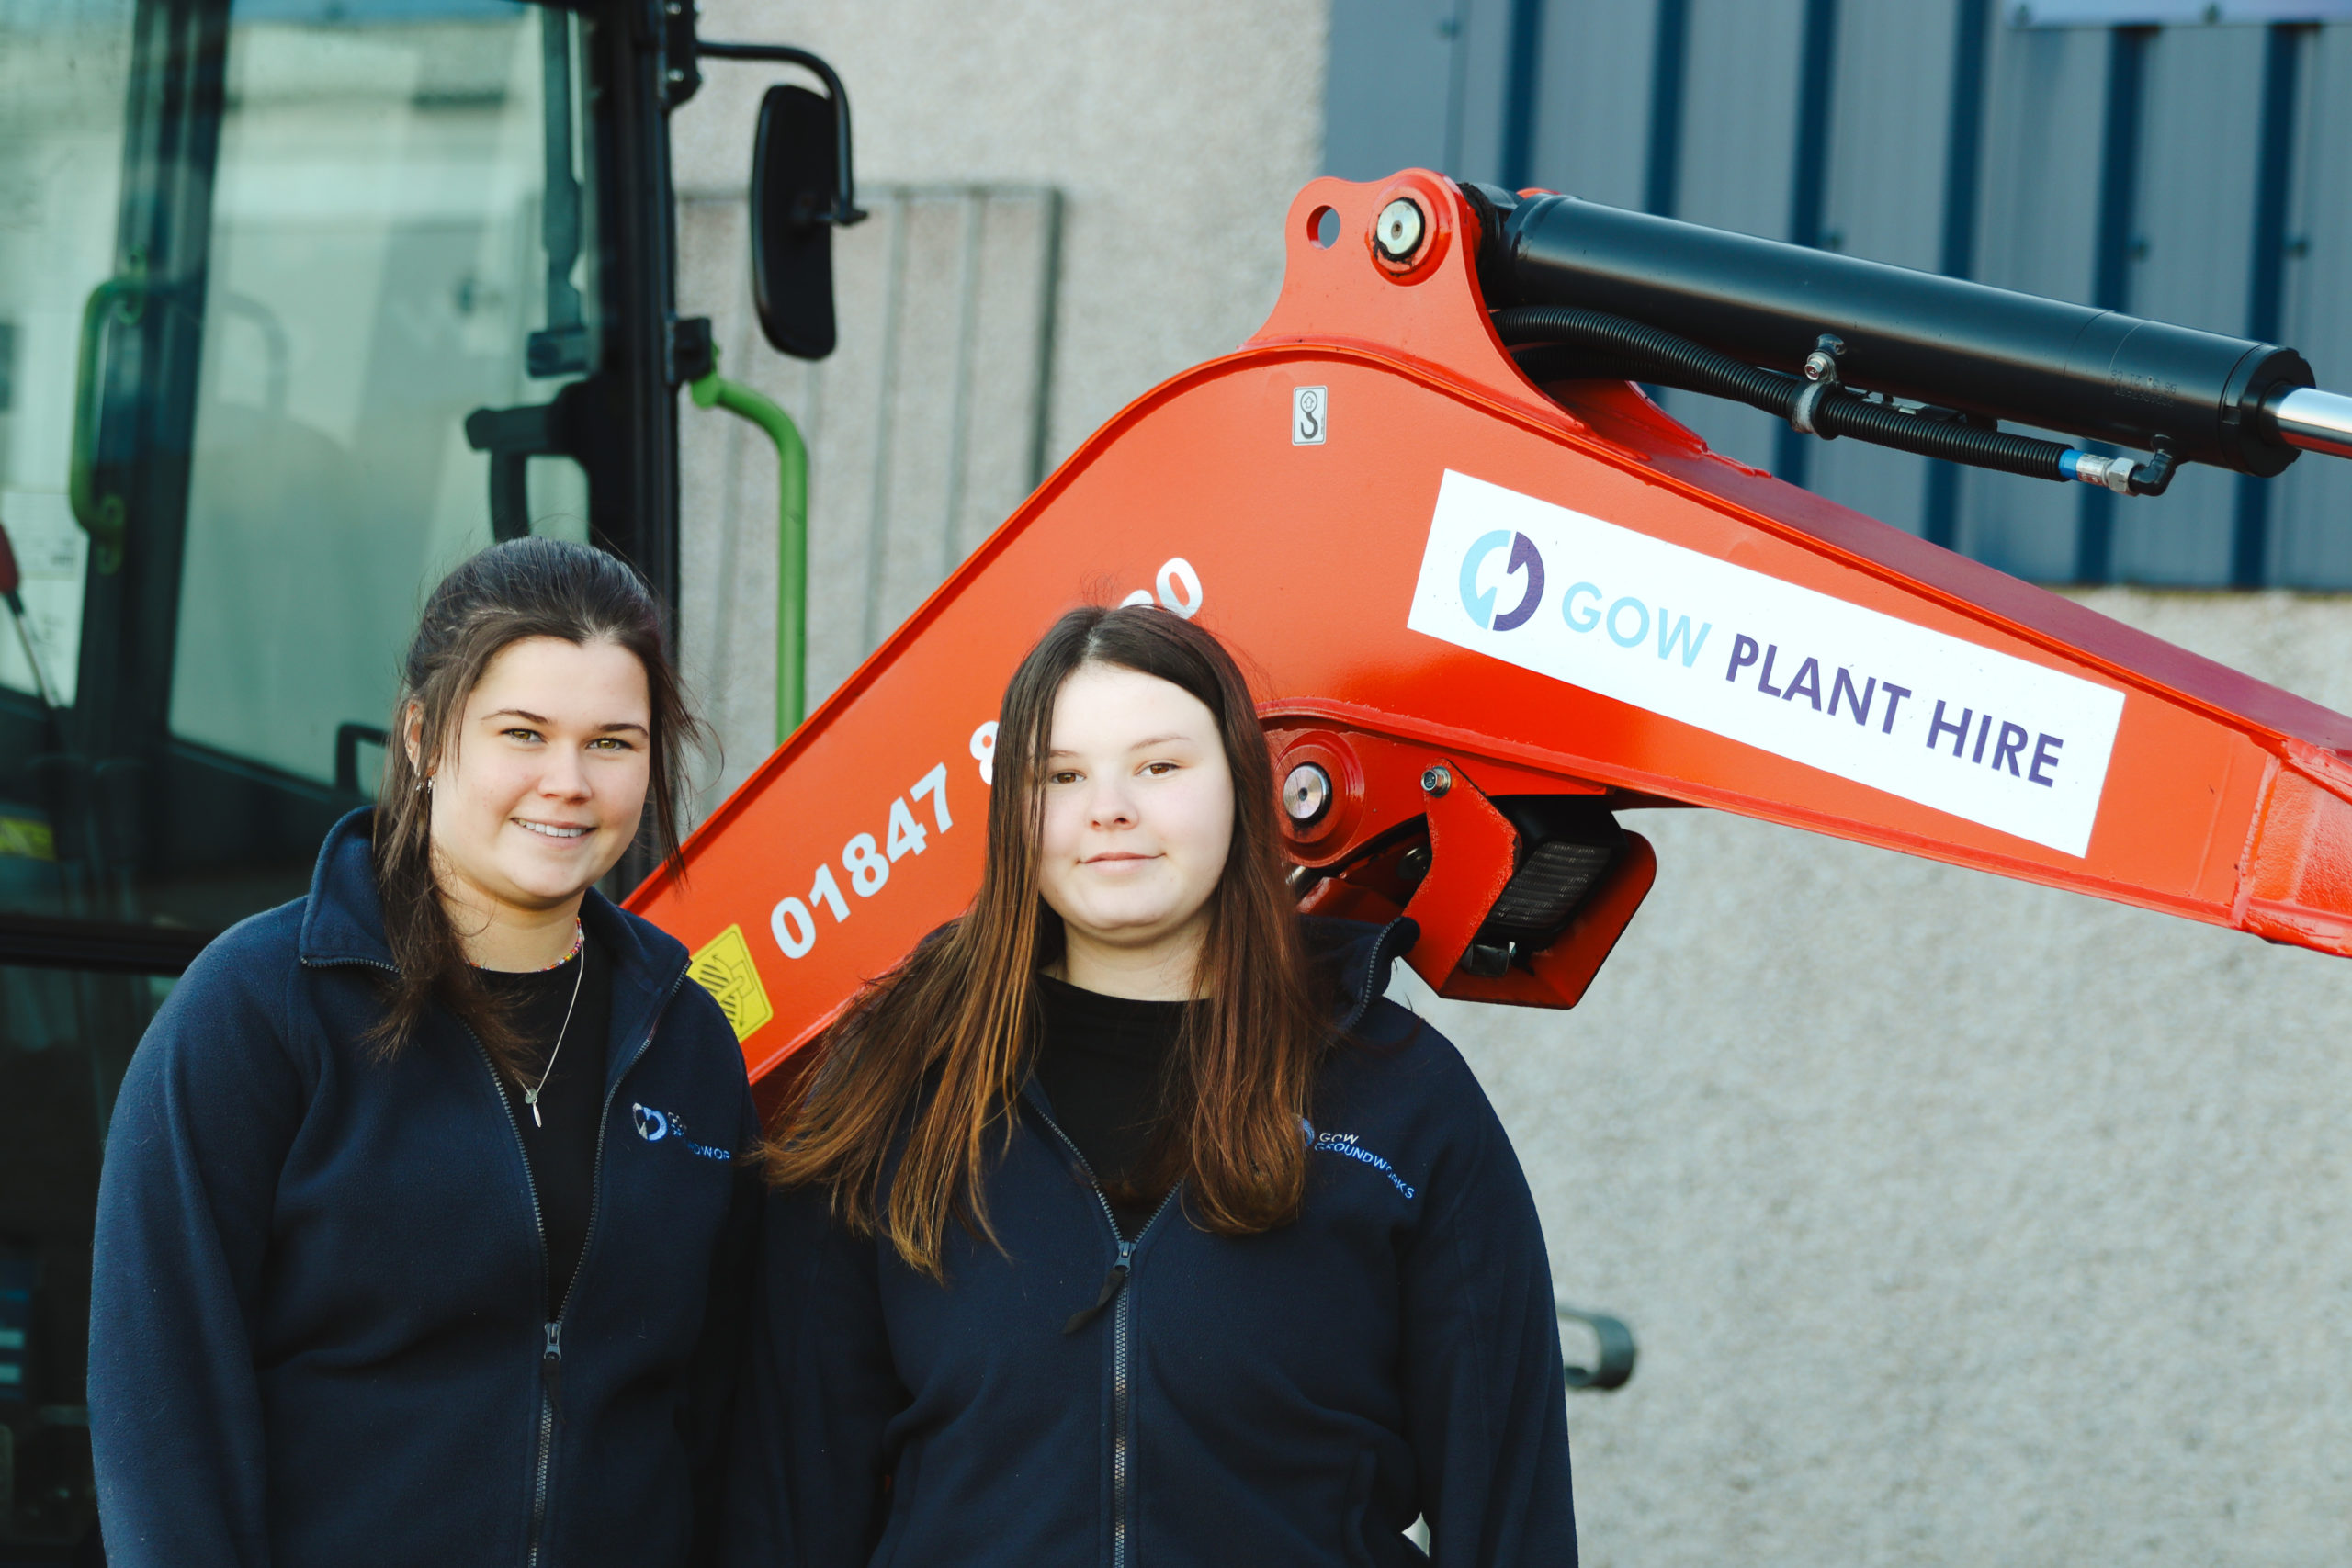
[1031,973,1190,1237]
[484,931,614,1317]
[89,808,760,1568]
[725,916,1578,1568]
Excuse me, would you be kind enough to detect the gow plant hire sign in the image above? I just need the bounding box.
[1407,470,2125,858]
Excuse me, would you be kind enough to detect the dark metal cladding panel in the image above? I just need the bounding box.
[1657,0,1808,475]
[2270,25,2352,587]
[1960,17,2114,581]
[1322,6,2352,584]
[1524,0,1670,213]
[1322,0,1462,182]
[2107,25,2267,584]
[1804,0,1963,539]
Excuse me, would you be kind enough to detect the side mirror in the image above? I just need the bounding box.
[735,47,865,361]
[751,85,840,359]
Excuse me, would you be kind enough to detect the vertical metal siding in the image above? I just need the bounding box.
[2270,24,2352,586]
[1959,20,2108,581]
[1524,0,1659,211]
[2106,25,2267,586]
[1324,0,1464,182]
[1803,0,1962,537]
[1323,6,2352,587]
[2231,23,2308,585]
[1659,0,1808,474]
[1456,2,1523,179]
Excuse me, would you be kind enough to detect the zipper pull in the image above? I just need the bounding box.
[542,1319,565,1407]
[1062,1240,1135,1336]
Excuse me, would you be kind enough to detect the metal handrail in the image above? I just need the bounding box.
[692,351,810,744]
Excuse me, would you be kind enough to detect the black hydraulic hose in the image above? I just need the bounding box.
[1496,305,1797,416]
[1494,305,2073,483]
[1811,383,2067,480]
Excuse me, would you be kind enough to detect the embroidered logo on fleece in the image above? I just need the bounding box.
[1300,1119,1417,1200]
[631,1102,732,1162]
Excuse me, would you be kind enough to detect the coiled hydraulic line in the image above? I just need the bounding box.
[1492,305,2179,494]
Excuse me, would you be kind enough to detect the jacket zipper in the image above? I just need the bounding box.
[469,1025,560,1568]
[303,940,691,1567]
[471,963,689,1568]
[1030,1101,1180,1568]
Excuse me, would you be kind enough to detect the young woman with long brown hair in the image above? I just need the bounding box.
[90,538,756,1568]
[729,604,1577,1567]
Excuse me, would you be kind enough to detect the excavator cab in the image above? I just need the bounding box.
[0,3,841,1553]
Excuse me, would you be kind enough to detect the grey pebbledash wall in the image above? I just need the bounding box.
[1406,586,2352,1567]
[670,0,1329,803]
[671,4,2352,1562]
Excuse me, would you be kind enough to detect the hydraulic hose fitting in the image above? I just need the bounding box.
[2063,450,2139,494]
[2060,438,2179,498]
[1789,333,1845,437]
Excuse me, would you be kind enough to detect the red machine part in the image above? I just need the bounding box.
[632,169,2352,1083]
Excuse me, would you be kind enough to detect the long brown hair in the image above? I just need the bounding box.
[369,537,709,1069]
[765,604,1330,1277]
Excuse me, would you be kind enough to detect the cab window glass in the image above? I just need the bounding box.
[0,0,600,1551]
[171,0,592,785]
[0,0,594,940]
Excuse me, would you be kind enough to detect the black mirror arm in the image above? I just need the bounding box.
[695,42,867,227]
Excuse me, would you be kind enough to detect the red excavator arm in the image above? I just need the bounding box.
[631,171,2352,1085]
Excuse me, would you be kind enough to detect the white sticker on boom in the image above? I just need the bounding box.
[1292,386,1328,446]
[1406,470,2124,856]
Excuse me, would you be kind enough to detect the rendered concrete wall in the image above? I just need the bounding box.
[668,9,2352,1564]
[1405,592,2352,1566]
[670,0,1328,803]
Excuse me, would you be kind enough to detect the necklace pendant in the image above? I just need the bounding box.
[525,1089,542,1128]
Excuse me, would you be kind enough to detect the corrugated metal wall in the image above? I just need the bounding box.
[1325,1,2352,588]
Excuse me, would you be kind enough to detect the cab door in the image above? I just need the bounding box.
[0,1,619,1554]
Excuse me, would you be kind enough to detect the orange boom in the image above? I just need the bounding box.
[632,171,2352,1088]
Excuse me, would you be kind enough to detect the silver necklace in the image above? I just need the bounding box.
[524,919,586,1129]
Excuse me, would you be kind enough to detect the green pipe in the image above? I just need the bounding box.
[690,351,808,743]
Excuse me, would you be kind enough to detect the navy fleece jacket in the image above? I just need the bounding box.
[89,809,759,1568]
[725,918,1577,1568]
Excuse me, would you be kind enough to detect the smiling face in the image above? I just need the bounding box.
[416,635,652,960]
[1035,663,1237,998]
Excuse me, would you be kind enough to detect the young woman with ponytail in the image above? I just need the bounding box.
[729,604,1578,1568]
[90,538,756,1568]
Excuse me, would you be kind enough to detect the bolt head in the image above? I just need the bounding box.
[1375,198,1427,263]
[1420,764,1452,796]
[1283,763,1333,824]
[1803,351,1835,381]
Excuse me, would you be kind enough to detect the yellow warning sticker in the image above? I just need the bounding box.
[688,923,774,1044]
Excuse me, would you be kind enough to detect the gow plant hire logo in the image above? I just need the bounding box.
[1459,523,1708,659]
[1410,468,2128,860]
[630,1102,733,1162]
[1458,529,1546,631]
